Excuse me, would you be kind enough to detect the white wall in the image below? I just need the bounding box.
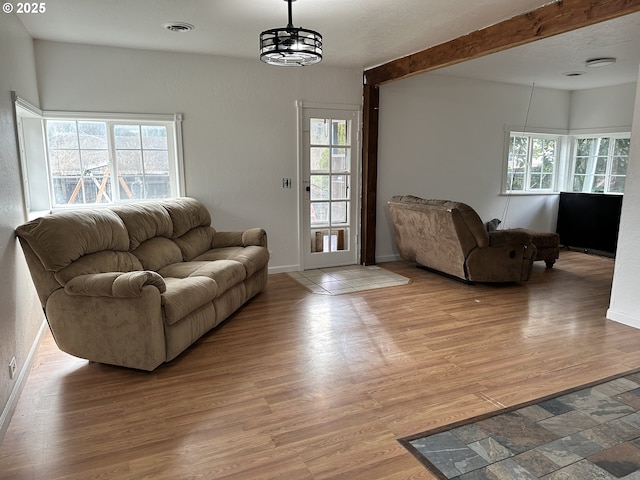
[34,41,363,272]
[375,74,571,262]
[570,83,637,131]
[0,13,46,438]
[608,70,640,327]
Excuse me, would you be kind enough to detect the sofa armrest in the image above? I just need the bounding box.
[242,228,268,247]
[213,228,268,248]
[488,229,533,247]
[64,271,166,298]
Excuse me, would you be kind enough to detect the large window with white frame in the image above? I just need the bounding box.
[13,93,184,214]
[506,132,560,193]
[504,129,630,195]
[569,134,630,194]
[45,118,181,206]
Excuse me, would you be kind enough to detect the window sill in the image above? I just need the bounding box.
[500,192,560,196]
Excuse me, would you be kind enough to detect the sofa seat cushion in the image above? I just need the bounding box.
[161,276,218,325]
[193,246,269,277]
[158,260,246,295]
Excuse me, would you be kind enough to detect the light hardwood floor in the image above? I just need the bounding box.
[2,250,640,479]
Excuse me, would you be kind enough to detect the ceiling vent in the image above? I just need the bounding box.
[162,22,195,33]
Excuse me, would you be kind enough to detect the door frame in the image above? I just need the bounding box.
[296,101,362,270]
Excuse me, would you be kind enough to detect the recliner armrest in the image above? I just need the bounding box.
[488,229,533,247]
[64,271,166,298]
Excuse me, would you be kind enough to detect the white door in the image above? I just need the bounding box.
[299,105,360,269]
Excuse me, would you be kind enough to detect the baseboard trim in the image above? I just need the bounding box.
[376,254,402,263]
[0,319,47,443]
[268,264,301,274]
[607,308,640,330]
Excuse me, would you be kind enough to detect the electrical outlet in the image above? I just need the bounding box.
[9,357,16,380]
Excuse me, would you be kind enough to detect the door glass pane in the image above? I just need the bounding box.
[331,175,348,199]
[331,148,349,172]
[310,147,330,172]
[331,202,347,224]
[334,228,348,251]
[310,175,329,200]
[310,118,329,145]
[311,202,329,225]
[331,120,349,145]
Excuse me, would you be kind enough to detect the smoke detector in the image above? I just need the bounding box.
[162,22,195,33]
[585,57,616,68]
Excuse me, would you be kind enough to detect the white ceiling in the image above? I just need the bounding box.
[436,12,640,90]
[17,0,640,90]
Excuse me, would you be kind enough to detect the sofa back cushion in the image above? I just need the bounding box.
[173,226,216,261]
[113,202,173,250]
[161,197,211,238]
[16,209,129,272]
[55,251,143,284]
[447,201,490,248]
[132,237,183,271]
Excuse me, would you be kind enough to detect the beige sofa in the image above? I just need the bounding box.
[16,197,269,371]
[387,195,536,283]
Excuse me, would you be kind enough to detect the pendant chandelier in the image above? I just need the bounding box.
[259,0,323,67]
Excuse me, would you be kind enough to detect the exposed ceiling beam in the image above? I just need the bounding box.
[364,0,640,86]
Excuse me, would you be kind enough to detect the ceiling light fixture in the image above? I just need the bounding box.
[563,71,585,77]
[585,57,616,68]
[259,0,322,66]
[162,22,195,33]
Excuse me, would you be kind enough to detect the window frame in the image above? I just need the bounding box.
[503,129,563,195]
[13,93,185,216]
[569,133,630,195]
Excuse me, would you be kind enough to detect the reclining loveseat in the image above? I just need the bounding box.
[16,197,269,371]
[387,195,536,283]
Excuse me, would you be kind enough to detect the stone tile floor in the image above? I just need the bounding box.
[403,371,640,479]
[287,265,410,295]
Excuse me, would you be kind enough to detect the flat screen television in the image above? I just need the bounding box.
[556,192,623,255]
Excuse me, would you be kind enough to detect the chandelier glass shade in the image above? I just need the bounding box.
[260,0,323,66]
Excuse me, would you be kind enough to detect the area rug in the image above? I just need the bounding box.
[287,265,411,295]
[399,369,640,479]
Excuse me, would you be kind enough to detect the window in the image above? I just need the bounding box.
[13,93,184,214]
[506,133,559,193]
[570,134,630,194]
[46,119,180,206]
[503,128,630,195]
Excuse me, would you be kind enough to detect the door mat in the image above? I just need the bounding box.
[399,368,640,479]
[287,265,411,295]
